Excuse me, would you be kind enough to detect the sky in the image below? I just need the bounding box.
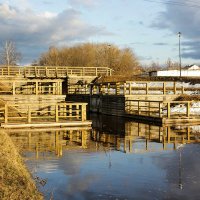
[0,0,200,66]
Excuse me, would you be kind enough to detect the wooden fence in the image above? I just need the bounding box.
[0,102,87,124]
[0,80,62,95]
[0,66,112,78]
[68,81,200,96]
[125,99,200,120]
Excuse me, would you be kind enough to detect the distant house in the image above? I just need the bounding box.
[149,64,200,77]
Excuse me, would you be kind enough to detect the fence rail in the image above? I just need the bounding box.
[0,66,112,78]
[68,81,200,96]
[0,80,63,95]
[125,99,200,119]
[0,102,87,124]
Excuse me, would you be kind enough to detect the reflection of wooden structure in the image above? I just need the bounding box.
[7,128,91,159]
[7,121,200,158]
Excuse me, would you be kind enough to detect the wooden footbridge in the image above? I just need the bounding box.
[1,65,200,126]
[0,66,112,78]
[0,66,112,128]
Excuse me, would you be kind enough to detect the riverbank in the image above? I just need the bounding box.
[0,130,43,200]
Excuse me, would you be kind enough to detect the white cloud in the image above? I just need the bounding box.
[68,0,99,8]
[152,0,200,60]
[0,3,108,63]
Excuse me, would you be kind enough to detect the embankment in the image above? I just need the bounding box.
[0,130,43,200]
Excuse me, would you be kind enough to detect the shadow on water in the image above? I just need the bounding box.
[7,114,200,200]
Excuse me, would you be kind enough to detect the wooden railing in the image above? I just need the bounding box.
[0,66,112,78]
[0,80,63,95]
[0,102,87,124]
[125,100,200,119]
[68,81,200,95]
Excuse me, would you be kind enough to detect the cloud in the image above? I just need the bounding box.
[152,0,200,60]
[68,0,99,8]
[0,3,108,64]
[153,42,168,46]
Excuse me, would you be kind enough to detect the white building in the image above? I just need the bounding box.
[149,65,200,77]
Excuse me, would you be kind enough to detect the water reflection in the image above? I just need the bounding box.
[7,115,200,200]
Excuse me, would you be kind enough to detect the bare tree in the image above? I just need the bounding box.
[0,40,21,66]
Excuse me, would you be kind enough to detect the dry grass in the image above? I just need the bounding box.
[0,130,43,200]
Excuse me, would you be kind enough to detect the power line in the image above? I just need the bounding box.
[143,0,200,9]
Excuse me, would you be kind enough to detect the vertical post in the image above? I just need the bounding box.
[129,83,131,95]
[186,101,190,117]
[123,83,126,95]
[163,82,166,95]
[35,81,38,95]
[146,82,149,95]
[81,104,86,121]
[4,104,8,123]
[182,86,184,94]
[159,102,163,118]
[173,82,176,94]
[167,102,171,118]
[138,100,140,115]
[55,104,59,122]
[167,126,171,143]
[12,81,15,95]
[28,105,31,123]
[187,126,190,142]
[95,68,98,76]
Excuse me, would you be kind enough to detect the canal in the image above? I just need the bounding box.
[8,114,200,200]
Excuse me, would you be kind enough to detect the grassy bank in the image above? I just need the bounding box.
[0,130,43,200]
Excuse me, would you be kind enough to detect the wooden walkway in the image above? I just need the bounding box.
[0,66,112,78]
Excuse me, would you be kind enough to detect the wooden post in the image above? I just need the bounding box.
[182,86,184,94]
[12,81,16,95]
[107,83,110,95]
[187,127,190,142]
[148,101,150,116]
[167,126,171,143]
[186,101,190,117]
[167,102,171,118]
[55,104,59,122]
[69,104,72,119]
[163,82,166,95]
[138,100,140,115]
[123,83,126,95]
[146,82,149,95]
[28,105,31,123]
[159,102,163,118]
[35,81,38,95]
[4,104,8,123]
[173,82,176,94]
[129,83,131,95]
[81,104,86,121]
[95,68,98,76]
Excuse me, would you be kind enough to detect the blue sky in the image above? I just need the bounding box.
[0,0,200,66]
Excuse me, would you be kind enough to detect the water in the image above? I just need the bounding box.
[8,114,200,200]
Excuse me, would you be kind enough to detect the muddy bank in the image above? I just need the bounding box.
[0,130,43,200]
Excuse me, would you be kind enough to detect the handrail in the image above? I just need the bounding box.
[1,102,88,124]
[125,99,200,119]
[0,66,113,77]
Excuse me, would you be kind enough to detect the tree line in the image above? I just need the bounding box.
[0,40,183,75]
[38,43,141,75]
